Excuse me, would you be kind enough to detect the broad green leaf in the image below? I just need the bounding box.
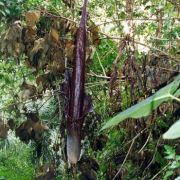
[163,120,180,139]
[0,2,4,6]
[174,89,180,97]
[101,75,180,130]
[4,8,10,15]
[175,176,180,180]
[177,155,180,161]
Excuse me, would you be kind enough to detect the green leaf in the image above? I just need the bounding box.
[164,145,177,161]
[170,161,180,169]
[177,155,180,161]
[175,176,180,180]
[164,145,175,156]
[163,120,180,139]
[4,8,10,15]
[0,2,4,6]
[0,10,6,16]
[101,75,180,130]
[163,170,174,180]
[174,89,180,97]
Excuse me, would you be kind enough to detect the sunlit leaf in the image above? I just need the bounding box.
[0,2,4,6]
[175,176,180,180]
[101,75,180,130]
[163,120,180,139]
[174,89,180,97]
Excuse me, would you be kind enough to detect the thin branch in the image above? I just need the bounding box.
[167,0,180,6]
[89,18,180,30]
[88,71,110,79]
[86,82,109,89]
[112,138,135,180]
[127,128,148,144]
[85,81,107,85]
[98,33,180,62]
[138,131,152,153]
[104,40,118,54]
[41,10,77,24]
[0,95,49,111]
[143,139,161,172]
[37,95,53,110]
[112,128,147,180]
[149,162,171,180]
[133,40,180,62]
[150,37,171,41]
[0,89,61,111]
[159,67,180,73]
[95,51,107,77]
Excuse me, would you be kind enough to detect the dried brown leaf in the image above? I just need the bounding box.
[49,28,59,43]
[25,11,41,27]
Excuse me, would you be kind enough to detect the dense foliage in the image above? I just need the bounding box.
[0,0,179,179]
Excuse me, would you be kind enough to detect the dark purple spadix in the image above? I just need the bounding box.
[67,0,88,164]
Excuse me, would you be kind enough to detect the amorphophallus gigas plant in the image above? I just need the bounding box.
[66,0,88,164]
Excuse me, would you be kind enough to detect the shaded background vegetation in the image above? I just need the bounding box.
[0,0,179,179]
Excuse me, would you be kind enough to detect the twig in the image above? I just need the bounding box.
[89,18,180,30]
[95,51,107,77]
[86,82,109,89]
[159,67,180,73]
[167,0,180,6]
[87,71,110,79]
[99,32,123,40]
[85,81,107,85]
[0,89,61,111]
[120,128,148,150]
[150,37,171,41]
[112,138,135,180]
[105,40,118,54]
[41,10,77,24]
[0,95,49,111]
[138,131,152,153]
[109,38,126,96]
[133,40,180,62]
[37,95,53,110]
[149,162,171,180]
[98,33,180,62]
[143,139,161,171]
[112,128,147,180]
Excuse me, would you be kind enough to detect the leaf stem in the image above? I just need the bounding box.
[170,95,180,103]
